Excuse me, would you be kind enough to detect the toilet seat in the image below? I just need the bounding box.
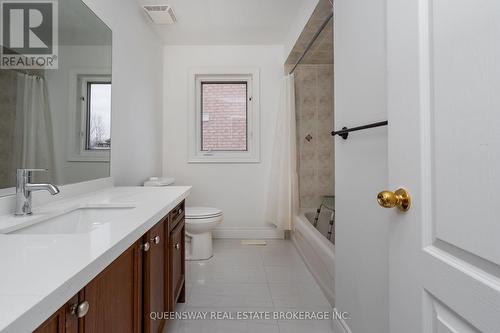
[186,207,222,219]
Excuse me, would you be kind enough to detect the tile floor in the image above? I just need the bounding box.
[164,239,333,333]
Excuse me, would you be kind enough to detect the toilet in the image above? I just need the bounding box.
[143,177,222,261]
[185,207,222,260]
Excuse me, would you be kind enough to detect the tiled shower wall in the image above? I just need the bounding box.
[294,64,334,209]
[0,71,17,188]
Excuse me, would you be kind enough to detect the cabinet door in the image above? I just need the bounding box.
[143,219,166,333]
[79,241,142,333]
[169,219,185,308]
[33,295,79,333]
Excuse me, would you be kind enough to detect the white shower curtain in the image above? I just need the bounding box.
[266,75,299,230]
[11,73,55,182]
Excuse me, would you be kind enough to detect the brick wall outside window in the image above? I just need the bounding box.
[201,83,247,151]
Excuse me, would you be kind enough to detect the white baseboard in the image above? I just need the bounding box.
[331,308,352,333]
[213,227,284,239]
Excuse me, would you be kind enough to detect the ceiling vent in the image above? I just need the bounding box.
[143,5,177,24]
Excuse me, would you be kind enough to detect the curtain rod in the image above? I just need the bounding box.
[289,12,333,75]
[2,68,44,77]
[331,121,388,140]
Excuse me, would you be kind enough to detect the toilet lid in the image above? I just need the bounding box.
[186,207,223,219]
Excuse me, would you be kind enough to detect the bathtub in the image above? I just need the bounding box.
[292,210,335,306]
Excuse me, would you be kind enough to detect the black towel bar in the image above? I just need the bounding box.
[331,121,388,140]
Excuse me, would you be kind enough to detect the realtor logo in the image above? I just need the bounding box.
[0,0,58,69]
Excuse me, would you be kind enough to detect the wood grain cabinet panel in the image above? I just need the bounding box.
[169,218,185,309]
[79,240,142,333]
[143,218,167,333]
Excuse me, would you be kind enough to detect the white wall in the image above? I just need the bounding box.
[46,45,111,186]
[334,0,389,332]
[163,45,284,238]
[82,0,163,186]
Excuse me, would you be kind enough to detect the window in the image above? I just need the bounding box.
[66,70,111,162]
[85,81,111,150]
[189,69,260,163]
[201,82,248,152]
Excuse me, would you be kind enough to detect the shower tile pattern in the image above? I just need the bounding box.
[0,71,17,188]
[294,65,334,209]
[285,0,333,66]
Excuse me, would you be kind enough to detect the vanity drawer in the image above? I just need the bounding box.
[169,200,185,228]
[142,218,166,333]
[169,219,185,308]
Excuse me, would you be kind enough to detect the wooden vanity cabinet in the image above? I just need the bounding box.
[33,200,185,333]
[142,217,167,333]
[168,201,186,309]
[33,240,142,333]
[79,240,142,333]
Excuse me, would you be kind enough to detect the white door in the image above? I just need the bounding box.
[386,0,500,332]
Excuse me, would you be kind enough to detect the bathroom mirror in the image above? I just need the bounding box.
[0,0,112,196]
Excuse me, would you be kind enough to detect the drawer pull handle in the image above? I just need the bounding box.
[174,243,180,250]
[141,242,150,252]
[151,235,161,245]
[177,208,183,215]
[71,301,90,318]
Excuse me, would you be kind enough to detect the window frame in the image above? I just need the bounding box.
[200,80,249,152]
[188,68,260,163]
[66,69,111,162]
[82,78,112,151]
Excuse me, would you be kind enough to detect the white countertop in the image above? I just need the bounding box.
[0,186,191,333]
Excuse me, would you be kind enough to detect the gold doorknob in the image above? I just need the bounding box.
[377,188,411,211]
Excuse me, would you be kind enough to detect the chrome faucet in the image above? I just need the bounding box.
[15,169,60,216]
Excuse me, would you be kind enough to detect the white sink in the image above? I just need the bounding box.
[9,206,135,235]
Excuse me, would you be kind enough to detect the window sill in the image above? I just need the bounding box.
[188,155,260,164]
[67,151,110,163]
